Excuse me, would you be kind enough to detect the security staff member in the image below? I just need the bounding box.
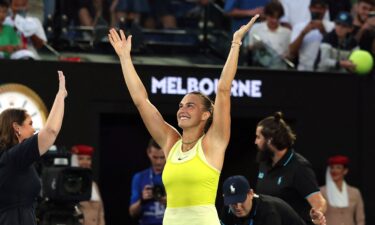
[220,175,313,225]
[254,112,326,225]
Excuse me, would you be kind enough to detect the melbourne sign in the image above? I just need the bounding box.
[151,76,262,98]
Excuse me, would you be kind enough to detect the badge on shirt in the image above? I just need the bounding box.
[258,172,264,179]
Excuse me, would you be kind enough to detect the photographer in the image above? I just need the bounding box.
[129,139,166,225]
[71,145,105,225]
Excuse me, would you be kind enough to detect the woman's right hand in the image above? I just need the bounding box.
[57,71,67,98]
[108,28,132,58]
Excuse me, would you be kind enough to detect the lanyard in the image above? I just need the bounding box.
[149,168,162,186]
[149,168,155,186]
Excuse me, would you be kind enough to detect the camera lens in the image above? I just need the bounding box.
[152,185,165,201]
[63,173,83,194]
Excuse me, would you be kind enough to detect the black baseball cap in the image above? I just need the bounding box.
[335,11,353,26]
[222,175,250,205]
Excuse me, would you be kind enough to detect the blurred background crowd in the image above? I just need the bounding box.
[0,0,374,74]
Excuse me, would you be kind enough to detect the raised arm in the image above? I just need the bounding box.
[108,29,180,155]
[38,71,67,155]
[204,15,259,158]
[289,23,314,59]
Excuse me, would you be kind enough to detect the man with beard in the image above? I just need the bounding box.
[352,0,375,64]
[352,0,375,42]
[254,112,326,225]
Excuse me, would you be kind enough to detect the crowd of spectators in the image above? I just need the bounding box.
[224,0,374,73]
[0,0,374,73]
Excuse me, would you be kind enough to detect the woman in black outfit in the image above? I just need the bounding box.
[0,71,67,225]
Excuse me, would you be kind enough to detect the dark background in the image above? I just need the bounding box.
[0,60,373,224]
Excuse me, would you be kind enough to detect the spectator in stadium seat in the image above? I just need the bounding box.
[109,0,176,29]
[317,11,358,72]
[143,0,177,29]
[64,0,105,27]
[109,0,150,28]
[325,0,352,22]
[224,0,269,34]
[4,0,47,59]
[0,1,22,59]
[352,0,375,60]
[78,0,104,27]
[353,0,375,41]
[289,0,334,71]
[247,1,291,67]
[279,0,330,29]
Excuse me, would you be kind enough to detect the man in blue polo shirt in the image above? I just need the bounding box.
[129,139,166,225]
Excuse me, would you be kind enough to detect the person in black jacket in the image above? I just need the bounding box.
[317,11,358,72]
[220,175,323,225]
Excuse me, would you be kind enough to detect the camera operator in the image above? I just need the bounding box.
[129,139,166,225]
[71,145,105,225]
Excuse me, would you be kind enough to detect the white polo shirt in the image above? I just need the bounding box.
[248,22,291,56]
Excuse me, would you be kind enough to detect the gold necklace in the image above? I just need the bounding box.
[181,134,204,145]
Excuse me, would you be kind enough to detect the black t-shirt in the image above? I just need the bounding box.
[256,149,319,225]
[220,194,306,225]
[0,135,41,225]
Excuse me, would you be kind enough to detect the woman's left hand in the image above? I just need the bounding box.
[233,14,260,42]
[108,29,132,58]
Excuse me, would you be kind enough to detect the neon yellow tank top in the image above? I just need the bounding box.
[162,136,220,208]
